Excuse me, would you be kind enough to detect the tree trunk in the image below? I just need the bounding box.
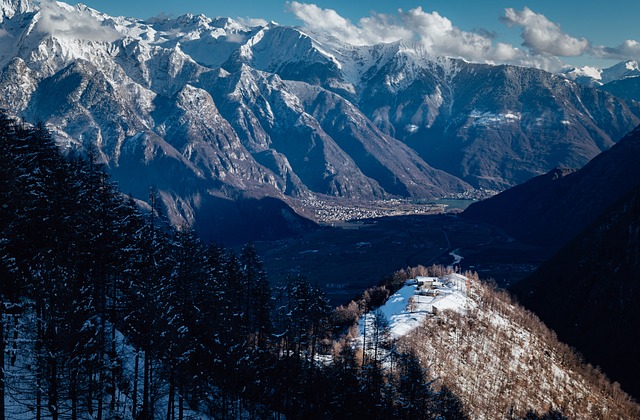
[178,382,184,420]
[87,365,94,416]
[132,350,139,419]
[97,273,106,420]
[361,314,367,367]
[166,369,174,420]
[373,329,378,365]
[70,364,78,420]
[149,354,155,418]
[48,357,58,420]
[142,349,149,419]
[110,276,117,413]
[35,304,43,420]
[0,301,5,420]
[11,315,17,366]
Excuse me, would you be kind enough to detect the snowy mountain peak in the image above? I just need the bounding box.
[0,0,32,21]
[562,65,603,85]
[565,59,640,87]
[175,13,212,27]
[210,16,248,31]
[146,14,249,37]
[602,59,640,83]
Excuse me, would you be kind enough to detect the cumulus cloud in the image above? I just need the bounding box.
[402,7,514,63]
[287,3,519,63]
[592,39,640,61]
[288,2,636,71]
[501,7,589,57]
[237,17,269,28]
[286,1,411,45]
[286,2,562,69]
[35,0,120,42]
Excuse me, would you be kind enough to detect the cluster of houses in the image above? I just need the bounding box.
[406,276,444,297]
[400,274,470,317]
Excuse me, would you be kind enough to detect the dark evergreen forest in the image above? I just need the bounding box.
[0,114,469,419]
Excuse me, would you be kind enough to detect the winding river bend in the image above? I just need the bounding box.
[448,248,463,268]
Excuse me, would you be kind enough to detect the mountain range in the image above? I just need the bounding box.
[563,60,640,87]
[1,0,640,241]
[564,60,640,104]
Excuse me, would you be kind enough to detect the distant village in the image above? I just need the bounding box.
[299,189,496,223]
[299,198,448,223]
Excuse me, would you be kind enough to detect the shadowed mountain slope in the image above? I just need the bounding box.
[462,125,640,251]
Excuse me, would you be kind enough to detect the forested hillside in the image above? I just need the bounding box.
[0,115,471,418]
[338,266,640,419]
[400,275,640,418]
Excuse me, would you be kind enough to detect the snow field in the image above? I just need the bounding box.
[358,273,475,350]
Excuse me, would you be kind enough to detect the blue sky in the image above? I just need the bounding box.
[73,1,640,69]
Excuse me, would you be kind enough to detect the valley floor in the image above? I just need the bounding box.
[252,214,549,305]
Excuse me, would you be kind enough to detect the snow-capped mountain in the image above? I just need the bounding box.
[1,0,639,239]
[602,60,640,83]
[563,60,640,103]
[564,60,640,86]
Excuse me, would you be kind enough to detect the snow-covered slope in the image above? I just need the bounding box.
[562,65,604,86]
[602,60,640,83]
[564,60,640,104]
[564,60,640,86]
[360,274,471,340]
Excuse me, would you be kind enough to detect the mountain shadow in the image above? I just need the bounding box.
[515,186,640,399]
[462,125,640,252]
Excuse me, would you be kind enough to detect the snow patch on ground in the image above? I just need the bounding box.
[468,110,521,127]
[360,273,473,340]
[405,124,419,134]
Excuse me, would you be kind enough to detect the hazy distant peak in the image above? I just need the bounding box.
[210,16,248,31]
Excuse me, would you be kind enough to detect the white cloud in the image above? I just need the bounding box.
[286,2,564,70]
[287,3,517,62]
[592,39,640,61]
[501,7,589,57]
[286,1,410,45]
[398,8,567,71]
[400,7,511,62]
[237,17,269,28]
[287,3,637,72]
[35,0,120,42]
[356,12,414,45]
